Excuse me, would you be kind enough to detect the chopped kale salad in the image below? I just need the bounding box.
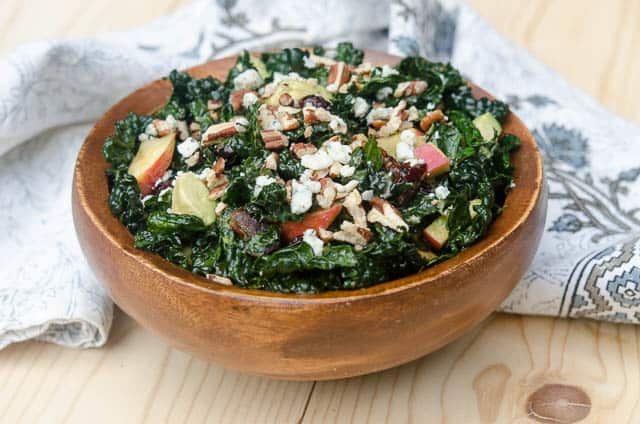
[103,43,519,293]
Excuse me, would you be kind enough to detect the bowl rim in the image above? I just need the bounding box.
[74,50,544,305]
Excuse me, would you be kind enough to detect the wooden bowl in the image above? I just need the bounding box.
[72,50,546,380]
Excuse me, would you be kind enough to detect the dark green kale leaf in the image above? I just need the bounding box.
[134,231,189,269]
[278,149,305,180]
[246,182,298,223]
[363,137,383,170]
[261,48,309,76]
[401,191,440,226]
[108,171,146,233]
[256,243,358,277]
[103,112,152,170]
[334,42,364,65]
[445,84,509,122]
[146,211,206,234]
[245,225,280,257]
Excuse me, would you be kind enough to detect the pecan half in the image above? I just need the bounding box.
[419,109,445,132]
[261,130,289,150]
[394,80,428,97]
[201,122,238,145]
[326,62,351,93]
[291,143,318,158]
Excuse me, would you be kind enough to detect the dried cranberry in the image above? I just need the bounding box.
[402,162,426,182]
[229,208,268,240]
[300,95,331,110]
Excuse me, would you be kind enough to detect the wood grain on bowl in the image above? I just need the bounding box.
[72,50,546,380]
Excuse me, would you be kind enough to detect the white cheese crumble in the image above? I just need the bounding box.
[290,180,314,214]
[435,185,450,200]
[165,115,177,128]
[233,69,263,91]
[328,115,347,134]
[300,150,334,170]
[302,229,324,256]
[366,106,392,124]
[376,86,393,101]
[324,140,352,164]
[254,175,277,197]
[381,64,399,77]
[335,180,359,193]
[340,164,356,177]
[396,129,417,163]
[177,137,200,158]
[242,92,259,108]
[352,97,370,118]
[361,190,374,201]
[233,116,249,132]
[303,55,317,69]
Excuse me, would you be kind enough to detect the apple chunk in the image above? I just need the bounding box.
[414,143,450,177]
[172,172,217,226]
[128,132,176,195]
[281,204,342,241]
[422,215,449,250]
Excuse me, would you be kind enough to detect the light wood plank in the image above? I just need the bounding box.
[0,311,313,424]
[303,314,640,423]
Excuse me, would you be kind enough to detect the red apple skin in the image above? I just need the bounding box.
[128,133,176,195]
[422,216,449,250]
[281,204,342,241]
[414,143,450,176]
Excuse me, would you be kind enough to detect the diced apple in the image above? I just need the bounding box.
[128,132,176,195]
[414,143,451,176]
[281,204,342,241]
[469,199,482,219]
[172,172,217,226]
[418,250,438,261]
[422,215,449,250]
[377,128,425,159]
[473,112,502,141]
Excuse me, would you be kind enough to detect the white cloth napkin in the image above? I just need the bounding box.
[1,0,639,350]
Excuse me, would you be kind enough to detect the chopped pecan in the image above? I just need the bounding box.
[303,106,331,124]
[291,143,318,158]
[205,274,233,285]
[343,190,367,227]
[214,202,227,217]
[419,109,445,132]
[208,181,228,200]
[394,80,428,97]
[261,130,289,150]
[304,126,313,139]
[326,62,351,93]
[264,152,279,170]
[317,228,334,242]
[367,197,409,232]
[279,93,295,107]
[152,119,173,137]
[212,157,225,175]
[201,122,237,145]
[316,178,337,209]
[278,111,299,131]
[352,62,373,76]
[350,134,367,150]
[189,122,201,139]
[333,221,373,247]
[230,90,256,111]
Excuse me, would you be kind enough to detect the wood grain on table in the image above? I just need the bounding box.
[1,0,639,422]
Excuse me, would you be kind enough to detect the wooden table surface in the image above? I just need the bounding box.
[1,1,639,423]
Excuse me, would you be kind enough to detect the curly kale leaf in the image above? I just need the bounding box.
[134,231,189,269]
[146,211,206,234]
[246,182,298,223]
[334,42,364,65]
[156,70,228,127]
[108,171,146,233]
[277,149,305,180]
[445,84,509,122]
[103,112,152,170]
[257,243,358,277]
